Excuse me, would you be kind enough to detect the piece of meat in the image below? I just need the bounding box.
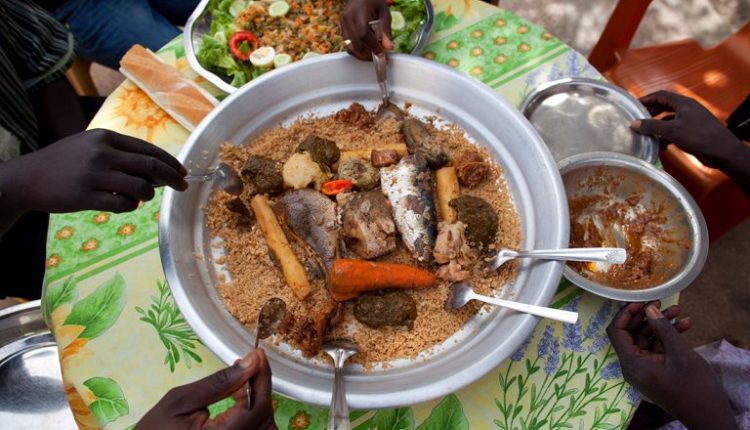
[275,189,339,270]
[341,191,397,259]
[433,222,475,282]
[280,301,341,356]
[335,103,375,128]
[401,118,448,169]
[371,149,401,167]
[454,150,492,188]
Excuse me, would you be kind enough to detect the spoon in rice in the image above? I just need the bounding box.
[323,337,359,430]
[369,20,405,121]
[447,283,579,324]
[184,162,243,195]
[246,298,287,408]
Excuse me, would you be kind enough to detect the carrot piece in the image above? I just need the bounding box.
[327,259,437,301]
[251,195,312,300]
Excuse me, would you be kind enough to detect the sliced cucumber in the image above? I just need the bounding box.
[390,10,405,30]
[229,0,247,17]
[302,52,321,60]
[249,46,276,67]
[268,0,290,17]
[273,53,293,68]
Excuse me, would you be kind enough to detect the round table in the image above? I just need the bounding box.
[42,1,640,428]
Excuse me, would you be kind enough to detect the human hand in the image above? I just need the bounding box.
[136,349,276,430]
[607,302,738,430]
[630,91,745,168]
[341,0,393,61]
[0,129,187,216]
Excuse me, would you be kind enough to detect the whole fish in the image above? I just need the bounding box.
[379,154,437,262]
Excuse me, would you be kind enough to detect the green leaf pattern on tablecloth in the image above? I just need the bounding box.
[354,408,415,430]
[45,189,163,284]
[83,377,130,425]
[135,281,204,372]
[422,11,563,84]
[433,11,459,32]
[64,273,127,339]
[42,276,78,324]
[415,395,469,430]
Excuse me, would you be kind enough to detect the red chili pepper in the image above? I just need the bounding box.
[229,31,260,61]
[322,179,353,196]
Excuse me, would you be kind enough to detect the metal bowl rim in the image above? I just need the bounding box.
[519,77,659,165]
[558,151,708,302]
[160,52,569,408]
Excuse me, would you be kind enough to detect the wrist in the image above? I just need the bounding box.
[0,159,32,222]
[706,136,749,171]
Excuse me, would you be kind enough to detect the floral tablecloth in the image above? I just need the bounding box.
[43,1,647,429]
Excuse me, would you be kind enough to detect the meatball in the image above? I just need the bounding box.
[449,195,498,249]
[354,291,417,328]
[296,135,340,167]
[240,155,283,196]
[370,149,401,167]
[338,157,380,191]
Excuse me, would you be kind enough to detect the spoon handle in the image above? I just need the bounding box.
[328,353,350,430]
[369,20,389,104]
[184,171,216,182]
[514,248,626,264]
[474,293,578,324]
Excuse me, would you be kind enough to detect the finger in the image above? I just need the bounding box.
[342,16,368,60]
[674,316,692,333]
[638,90,689,115]
[93,172,155,202]
[107,131,187,175]
[248,349,273,416]
[109,151,188,190]
[630,119,679,142]
[606,303,642,355]
[645,305,687,353]
[90,191,140,213]
[356,13,379,55]
[169,352,261,413]
[379,6,393,51]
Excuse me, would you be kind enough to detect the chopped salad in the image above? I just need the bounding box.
[196,0,427,87]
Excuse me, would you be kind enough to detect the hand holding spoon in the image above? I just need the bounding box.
[247,298,286,407]
[368,20,404,121]
[447,282,578,324]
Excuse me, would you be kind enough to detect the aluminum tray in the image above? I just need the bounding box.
[184,0,434,94]
[159,53,568,408]
[519,78,659,164]
[0,301,77,430]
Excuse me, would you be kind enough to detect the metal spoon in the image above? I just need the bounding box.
[447,282,579,324]
[247,298,287,408]
[185,162,243,195]
[491,247,627,271]
[368,20,405,121]
[254,297,287,349]
[323,337,359,430]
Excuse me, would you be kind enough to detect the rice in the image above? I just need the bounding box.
[205,109,521,366]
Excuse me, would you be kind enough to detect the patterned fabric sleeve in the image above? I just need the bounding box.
[0,0,75,157]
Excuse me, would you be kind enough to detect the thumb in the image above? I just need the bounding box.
[645,305,684,353]
[379,8,393,51]
[630,119,676,141]
[174,352,259,412]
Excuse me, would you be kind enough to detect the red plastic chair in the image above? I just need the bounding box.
[588,0,750,241]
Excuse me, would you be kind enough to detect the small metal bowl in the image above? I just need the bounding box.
[184,0,434,94]
[559,152,708,302]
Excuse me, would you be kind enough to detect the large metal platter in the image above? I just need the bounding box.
[159,53,568,408]
[0,301,77,430]
[519,78,659,164]
[184,0,434,94]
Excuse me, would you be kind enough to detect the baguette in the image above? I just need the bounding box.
[119,44,217,131]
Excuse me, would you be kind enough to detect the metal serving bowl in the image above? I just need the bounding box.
[160,53,568,408]
[559,152,708,302]
[184,0,435,94]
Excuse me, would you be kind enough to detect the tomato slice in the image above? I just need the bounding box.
[229,31,260,61]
